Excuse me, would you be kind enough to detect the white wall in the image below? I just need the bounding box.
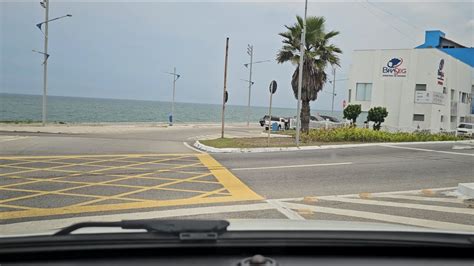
[348,48,472,132]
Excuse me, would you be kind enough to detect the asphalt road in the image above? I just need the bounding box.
[0,127,473,234]
[0,124,264,155]
[213,143,474,198]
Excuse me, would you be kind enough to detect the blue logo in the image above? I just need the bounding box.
[382,57,407,77]
[387,58,403,68]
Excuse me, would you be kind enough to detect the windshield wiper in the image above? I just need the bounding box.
[54,219,230,240]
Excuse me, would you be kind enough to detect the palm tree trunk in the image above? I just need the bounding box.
[301,99,310,133]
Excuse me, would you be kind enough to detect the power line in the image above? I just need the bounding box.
[365,1,423,31]
[358,1,417,43]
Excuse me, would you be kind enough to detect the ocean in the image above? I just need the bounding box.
[0,93,343,123]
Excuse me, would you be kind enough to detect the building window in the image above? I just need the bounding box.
[461,92,468,103]
[443,87,447,94]
[451,89,455,101]
[355,83,372,101]
[348,89,352,103]
[415,84,427,91]
[413,114,425,121]
[440,115,444,123]
[450,116,456,123]
[460,117,465,122]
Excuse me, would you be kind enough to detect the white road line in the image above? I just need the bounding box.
[183,142,206,154]
[0,136,29,143]
[320,196,474,215]
[282,202,474,231]
[383,144,474,157]
[232,162,352,171]
[366,194,464,204]
[274,187,458,202]
[266,199,305,220]
[0,203,274,236]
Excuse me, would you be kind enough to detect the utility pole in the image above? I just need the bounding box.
[42,0,49,126]
[171,67,176,125]
[221,37,229,139]
[164,67,180,126]
[246,44,253,127]
[331,67,336,116]
[295,0,308,147]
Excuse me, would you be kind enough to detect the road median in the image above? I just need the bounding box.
[194,139,473,153]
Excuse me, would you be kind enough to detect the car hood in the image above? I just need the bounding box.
[2,219,473,238]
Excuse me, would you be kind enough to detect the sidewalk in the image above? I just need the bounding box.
[0,122,250,135]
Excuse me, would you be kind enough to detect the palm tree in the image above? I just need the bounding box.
[277,16,342,133]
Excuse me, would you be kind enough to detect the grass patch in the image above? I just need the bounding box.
[200,137,298,148]
[200,128,463,149]
[200,137,356,149]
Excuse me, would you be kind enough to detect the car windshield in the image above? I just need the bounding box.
[1,0,473,239]
[459,124,473,129]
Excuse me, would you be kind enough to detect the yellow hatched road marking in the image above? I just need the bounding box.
[0,155,190,190]
[0,153,262,220]
[0,157,194,204]
[69,171,212,207]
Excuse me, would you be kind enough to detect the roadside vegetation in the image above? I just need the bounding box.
[299,127,462,143]
[200,137,356,148]
[200,128,463,149]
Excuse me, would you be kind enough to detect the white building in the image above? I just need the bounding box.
[347,30,473,132]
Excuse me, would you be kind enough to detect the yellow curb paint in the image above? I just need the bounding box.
[359,192,372,199]
[421,189,435,196]
[302,196,318,203]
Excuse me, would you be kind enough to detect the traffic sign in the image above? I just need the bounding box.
[269,80,277,94]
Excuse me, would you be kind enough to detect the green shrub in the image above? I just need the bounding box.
[300,127,462,143]
[343,104,361,126]
[367,106,388,130]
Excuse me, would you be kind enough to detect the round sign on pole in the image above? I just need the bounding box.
[269,80,277,94]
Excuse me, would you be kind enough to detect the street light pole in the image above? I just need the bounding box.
[295,0,308,147]
[246,45,253,127]
[42,0,49,126]
[163,68,180,126]
[172,67,176,125]
[331,67,336,116]
[36,0,71,126]
[221,37,230,139]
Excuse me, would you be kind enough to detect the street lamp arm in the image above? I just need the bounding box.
[32,49,50,65]
[36,14,72,31]
[243,59,272,68]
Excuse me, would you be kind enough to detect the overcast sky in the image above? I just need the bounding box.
[1,1,472,110]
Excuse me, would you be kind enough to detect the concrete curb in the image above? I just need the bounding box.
[458,183,474,199]
[193,140,474,153]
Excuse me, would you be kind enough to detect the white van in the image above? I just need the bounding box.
[264,117,288,131]
[457,123,474,138]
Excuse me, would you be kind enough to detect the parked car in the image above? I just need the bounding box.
[259,115,279,127]
[456,123,474,138]
[264,117,289,131]
[320,115,341,123]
